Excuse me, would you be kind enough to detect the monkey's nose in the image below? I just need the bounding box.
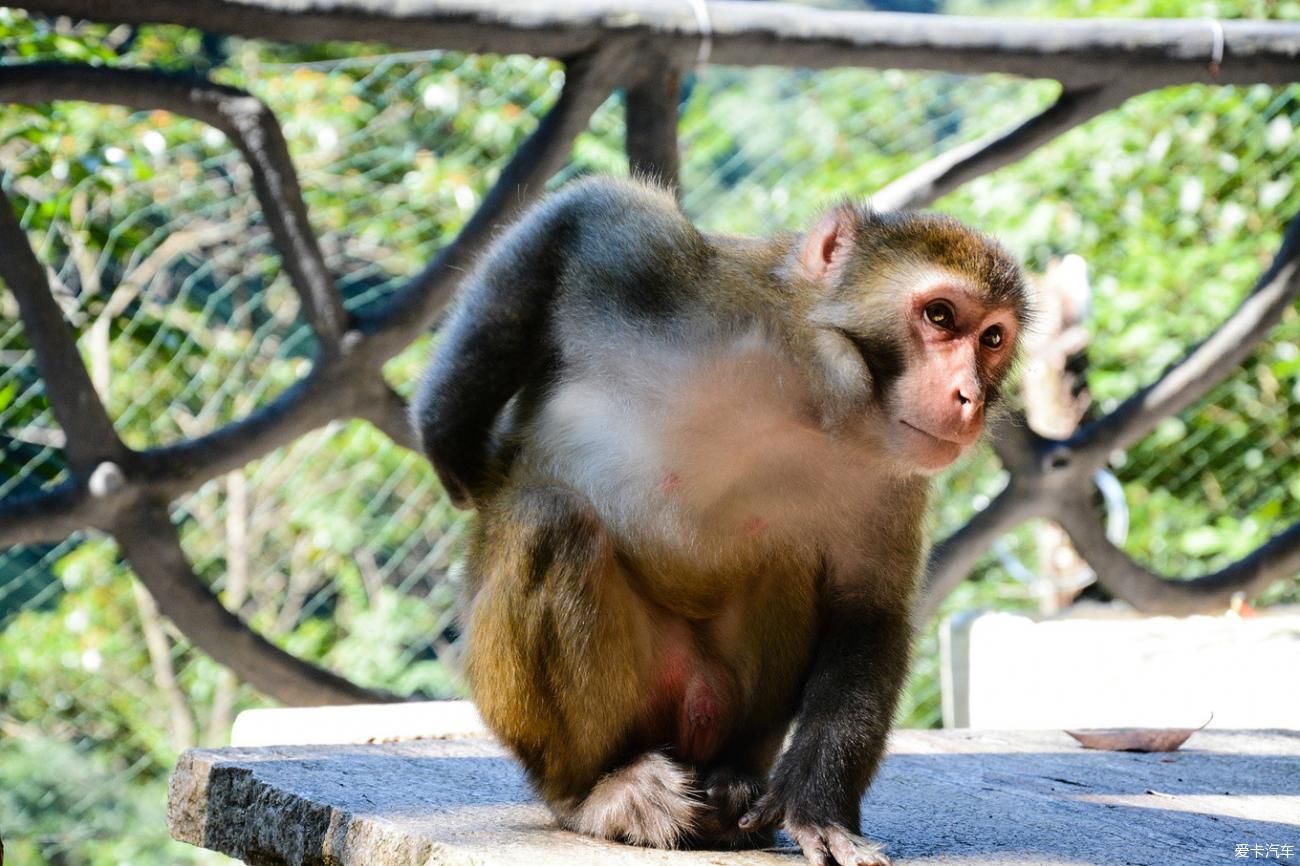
[955,386,984,418]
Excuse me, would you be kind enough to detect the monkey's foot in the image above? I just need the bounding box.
[563,752,700,849]
[691,768,772,850]
[785,821,891,866]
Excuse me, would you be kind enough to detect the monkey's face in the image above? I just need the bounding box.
[799,208,1026,475]
[877,276,1021,473]
[814,269,1022,474]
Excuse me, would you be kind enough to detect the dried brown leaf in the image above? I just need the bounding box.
[1065,721,1207,753]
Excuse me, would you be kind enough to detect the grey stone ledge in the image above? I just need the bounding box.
[169,727,1300,866]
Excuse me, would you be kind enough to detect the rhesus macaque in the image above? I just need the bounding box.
[414,177,1027,866]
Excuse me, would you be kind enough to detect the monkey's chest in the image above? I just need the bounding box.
[525,337,871,572]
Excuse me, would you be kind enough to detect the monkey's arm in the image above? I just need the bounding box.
[741,592,912,865]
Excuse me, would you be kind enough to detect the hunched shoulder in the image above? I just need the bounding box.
[551,176,713,320]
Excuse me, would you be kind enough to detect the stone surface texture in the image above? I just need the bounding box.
[169,728,1300,866]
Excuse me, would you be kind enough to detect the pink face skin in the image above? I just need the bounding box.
[886,281,1020,473]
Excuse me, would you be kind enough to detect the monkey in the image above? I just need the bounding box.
[413,176,1027,866]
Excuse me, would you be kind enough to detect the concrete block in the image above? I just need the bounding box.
[231,700,486,746]
[942,604,1300,729]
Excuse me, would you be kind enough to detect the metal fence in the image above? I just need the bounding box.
[1,6,1298,864]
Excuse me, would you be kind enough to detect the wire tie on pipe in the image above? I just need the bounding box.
[1205,18,1225,78]
[687,0,713,69]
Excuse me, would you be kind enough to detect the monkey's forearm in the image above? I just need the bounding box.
[749,603,912,831]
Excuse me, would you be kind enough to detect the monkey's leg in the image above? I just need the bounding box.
[689,703,797,849]
[689,564,820,851]
[463,485,701,848]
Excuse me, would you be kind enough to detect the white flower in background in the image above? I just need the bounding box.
[65,608,90,634]
[81,648,103,672]
[142,130,166,156]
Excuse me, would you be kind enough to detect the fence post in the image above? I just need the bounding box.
[624,54,682,194]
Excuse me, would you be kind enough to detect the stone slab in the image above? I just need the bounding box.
[169,727,1300,865]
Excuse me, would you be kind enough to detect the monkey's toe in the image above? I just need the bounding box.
[703,767,763,823]
[825,828,890,866]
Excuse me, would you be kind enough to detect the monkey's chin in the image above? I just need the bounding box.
[895,420,964,474]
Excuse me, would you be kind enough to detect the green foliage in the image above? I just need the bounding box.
[0,737,218,866]
[680,65,1057,232]
[2,541,169,765]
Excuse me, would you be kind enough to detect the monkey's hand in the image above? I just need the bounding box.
[738,785,891,866]
[694,768,771,849]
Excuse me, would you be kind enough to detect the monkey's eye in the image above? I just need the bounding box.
[981,325,1005,349]
[923,301,956,330]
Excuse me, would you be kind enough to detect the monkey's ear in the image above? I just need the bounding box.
[799,205,860,282]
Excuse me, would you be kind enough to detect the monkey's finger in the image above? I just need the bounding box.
[825,825,891,866]
[737,795,781,832]
[804,845,831,866]
[786,824,831,866]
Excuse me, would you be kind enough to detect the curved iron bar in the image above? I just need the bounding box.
[1058,491,1300,616]
[0,64,348,348]
[22,0,1300,89]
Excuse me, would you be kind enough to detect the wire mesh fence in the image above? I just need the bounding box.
[1,8,1298,864]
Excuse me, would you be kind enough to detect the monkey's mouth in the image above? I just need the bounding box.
[899,420,959,446]
[898,420,966,472]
